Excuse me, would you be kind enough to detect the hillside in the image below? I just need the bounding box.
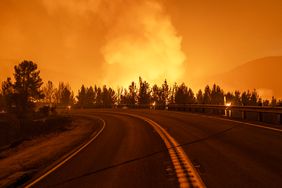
[210,56,282,99]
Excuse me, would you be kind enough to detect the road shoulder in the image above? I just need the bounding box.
[0,117,100,188]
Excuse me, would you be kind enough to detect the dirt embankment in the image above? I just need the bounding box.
[0,117,100,188]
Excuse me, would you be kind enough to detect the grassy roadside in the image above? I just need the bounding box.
[0,114,72,151]
[0,116,100,188]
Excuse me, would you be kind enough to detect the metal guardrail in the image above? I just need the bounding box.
[167,104,282,125]
[59,103,282,125]
[168,104,282,113]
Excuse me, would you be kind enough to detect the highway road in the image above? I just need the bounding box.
[25,109,282,188]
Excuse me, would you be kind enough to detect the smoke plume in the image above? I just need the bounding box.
[1,0,186,91]
[100,0,186,86]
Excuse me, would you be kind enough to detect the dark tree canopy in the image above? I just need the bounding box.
[1,61,279,113]
[76,85,117,108]
[241,90,259,106]
[60,83,74,106]
[174,83,195,104]
[128,81,137,105]
[101,86,116,107]
[210,84,224,105]
[203,85,212,104]
[86,86,95,108]
[43,81,55,106]
[76,85,87,108]
[196,89,203,104]
[95,85,103,107]
[1,78,14,110]
[152,84,162,105]
[161,80,170,105]
[2,61,44,114]
[138,77,151,105]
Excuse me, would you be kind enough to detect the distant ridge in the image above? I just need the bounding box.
[211,56,282,99]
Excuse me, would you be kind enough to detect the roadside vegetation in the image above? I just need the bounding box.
[74,79,282,108]
[1,60,282,112]
[0,61,71,149]
[0,60,281,147]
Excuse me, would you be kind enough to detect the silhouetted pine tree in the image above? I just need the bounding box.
[270,96,277,107]
[128,81,137,106]
[174,83,195,104]
[116,87,123,105]
[263,99,270,106]
[161,80,170,106]
[94,86,102,107]
[211,84,224,105]
[120,88,130,105]
[1,78,14,111]
[234,91,242,105]
[86,86,95,108]
[225,92,234,104]
[2,61,44,114]
[277,100,282,107]
[58,83,74,106]
[0,93,4,110]
[169,83,177,104]
[138,77,151,106]
[196,89,204,104]
[151,84,161,105]
[187,88,195,104]
[76,85,87,108]
[203,85,212,104]
[43,81,55,106]
[250,89,258,106]
[150,81,170,108]
[101,86,116,107]
[241,91,251,106]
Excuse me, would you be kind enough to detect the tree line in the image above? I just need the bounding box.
[73,79,282,108]
[1,61,281,115]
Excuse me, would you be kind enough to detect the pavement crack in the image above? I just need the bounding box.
[169,126,236,149]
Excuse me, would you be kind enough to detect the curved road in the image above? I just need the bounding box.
[26,109,282,188]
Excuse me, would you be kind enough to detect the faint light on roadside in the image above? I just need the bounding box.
[150,101,156,109]
[67,105,71,110]
[225,102,231,107]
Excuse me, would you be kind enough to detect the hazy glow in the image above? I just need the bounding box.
[0,0,282,98]
[102,1,185,86]
[226,102,231,107]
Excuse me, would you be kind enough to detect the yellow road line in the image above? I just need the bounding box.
[119,112,206,188]
[24,117,106,188]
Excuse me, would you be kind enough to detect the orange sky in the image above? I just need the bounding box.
[1,0,282,94]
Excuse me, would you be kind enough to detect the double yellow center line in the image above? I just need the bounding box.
[124,113,206,188]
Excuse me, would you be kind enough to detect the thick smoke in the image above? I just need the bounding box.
[2,0,186,90]
[100,0,186,86]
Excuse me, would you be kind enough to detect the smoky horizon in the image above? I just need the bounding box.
[1,0,282,99]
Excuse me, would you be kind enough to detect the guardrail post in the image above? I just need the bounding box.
[241,111,246,120]
[279,113,282,125]
[258,112,263,122]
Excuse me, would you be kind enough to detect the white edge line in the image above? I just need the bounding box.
[174,111,282,133]
[199,114,282,133]
[24,117,106,188]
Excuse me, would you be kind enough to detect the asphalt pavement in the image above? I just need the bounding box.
[27,109,282,188]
